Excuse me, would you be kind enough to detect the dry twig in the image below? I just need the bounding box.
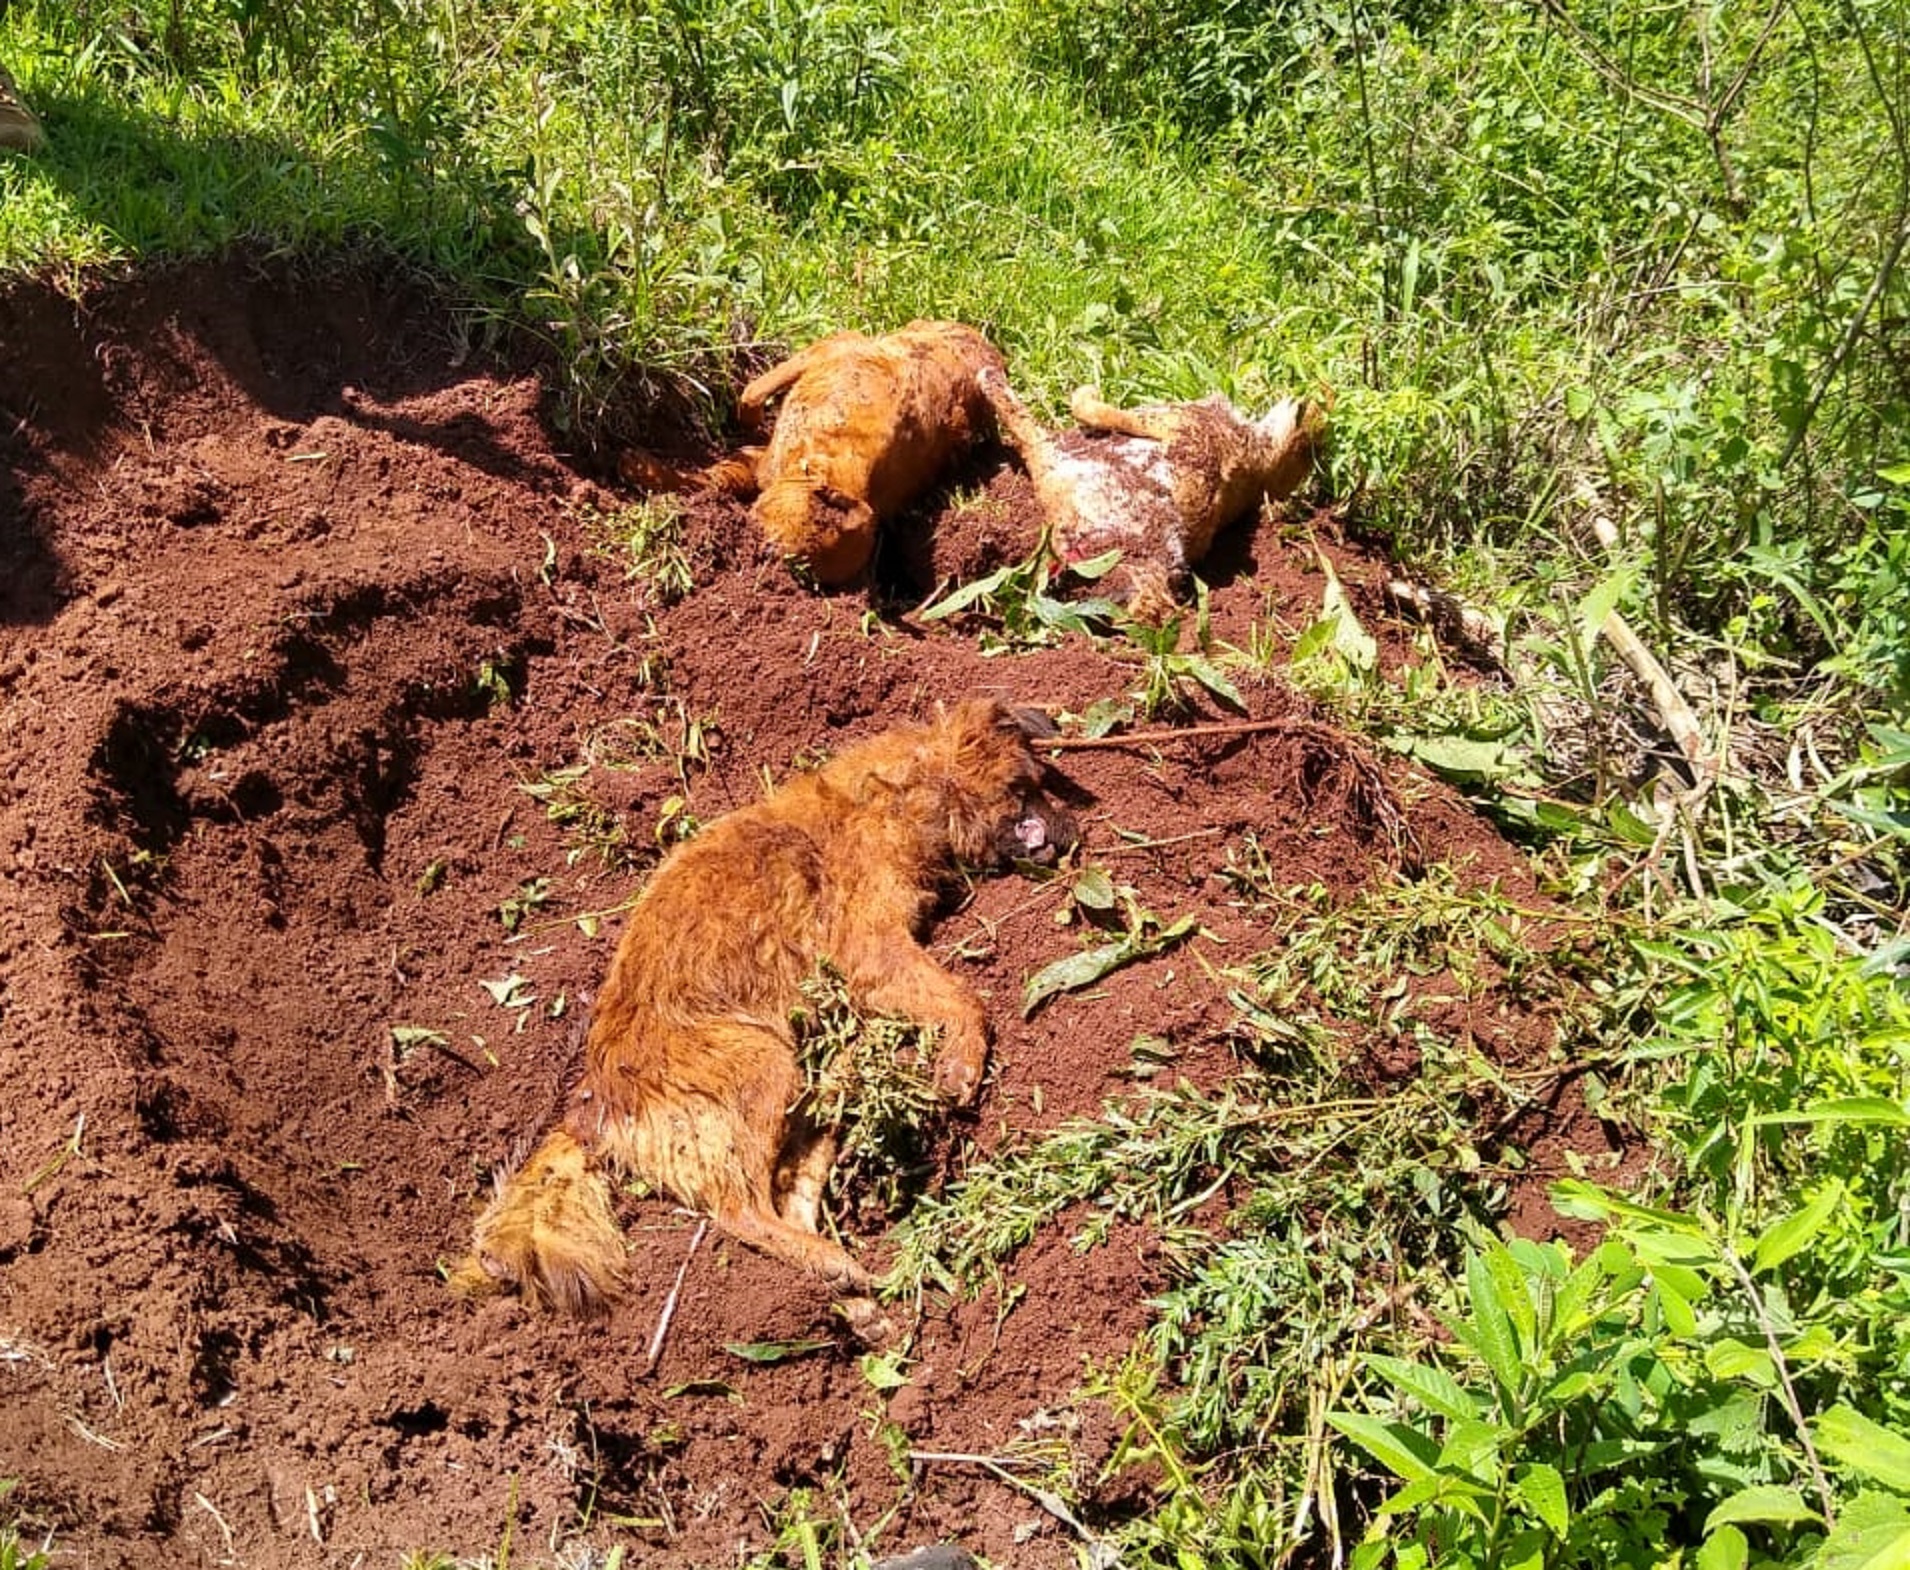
[644,1217,708,1375]
[907,1450,1122,1569]
[1041,716,1335,753]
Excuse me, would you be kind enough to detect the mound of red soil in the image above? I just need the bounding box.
[0,258,1613,1566]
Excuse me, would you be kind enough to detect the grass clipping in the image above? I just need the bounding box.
[791,964,942,1217]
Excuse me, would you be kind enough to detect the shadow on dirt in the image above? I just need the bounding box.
[0,89,620,626]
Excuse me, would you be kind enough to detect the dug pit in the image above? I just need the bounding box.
[0,256,1615,1566]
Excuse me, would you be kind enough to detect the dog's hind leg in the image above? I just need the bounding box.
[719,1203,873,1290]
[976,367,1066,494]
[777,1120,839,1234]
[1067,386,1188,444]
[736,339,838,430]
[610,1018,876,1291]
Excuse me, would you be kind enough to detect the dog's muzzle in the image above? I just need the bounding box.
[1002,788,1078,865]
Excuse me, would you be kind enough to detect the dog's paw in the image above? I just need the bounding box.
[932,1033,987,1107]
[838,1294,896,1347]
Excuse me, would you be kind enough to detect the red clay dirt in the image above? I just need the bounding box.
[0,257,1618,1568]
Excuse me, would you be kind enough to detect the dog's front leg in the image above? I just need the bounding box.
[839,934,990,1106]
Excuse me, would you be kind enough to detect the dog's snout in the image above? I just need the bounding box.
[1001,789,1078,865]
[1010,706,1059,740]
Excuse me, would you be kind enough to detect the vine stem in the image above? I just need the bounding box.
[1725,1245,1839,1526]
[1041,717,1338,752]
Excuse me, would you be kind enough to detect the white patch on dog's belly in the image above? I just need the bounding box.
[1050,436,1174,555]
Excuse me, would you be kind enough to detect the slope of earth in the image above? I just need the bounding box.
[0,256,1614,1568]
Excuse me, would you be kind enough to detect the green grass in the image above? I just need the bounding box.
[5,0,1909,1562]
[8,0,1906,690]
[0,1482,51,1570]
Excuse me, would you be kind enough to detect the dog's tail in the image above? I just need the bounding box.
[617,448,761,498]
[450,1127,627,1316]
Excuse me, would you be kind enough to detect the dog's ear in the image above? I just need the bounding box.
[1008,707,1057,740]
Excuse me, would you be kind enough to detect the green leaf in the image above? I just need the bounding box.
[919,565,1012,621]
[1364,1353,1482,1423]
[1022,916,1196,1017]
[1754,1097,1910,1128]
[1704,1338,1776,1389]
[1513,1462,1569,1537]
[1501,1526,1548,1570]
[1077,698,1134,738]
[1550,1179,1704,1234]
[1651,1261,1711,1304]
[1551,1248,1613,1337]
[1462,1249,1522,1395]
[1752,1180,1843,1274]
[1815,1490,1910,1570]
[1686,1390,1766,1453]
[1626,1226,1721,1270]
[479,972,535,1008]
[1438,1418,1508,1482]
[1483,1242,1536,1355]
[1381,1471,1489,1517]
[1069,547,1125,580]
[1315,549,1377,671]
[1179,653,1245,712]
[1695,1526,1749,1570]
[1816,1406,1910,1493]
[859,1350,912,1391]
[1393,732,1515,784]
[1022,940,1135,1016]
[1704,1485,1818,1531]
[724,1338,834,1365]
[1071,867,1118,910]
[1577,565,1635,646]
[390,1025,449,1049]
[1326,1411,1439,1483]
[1651,1276,1698,1337]
[1606,799,1658,845]
[1291,615,1337,663]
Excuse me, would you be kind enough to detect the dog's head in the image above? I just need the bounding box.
[931,699,1079,868]
[756,481,879,585]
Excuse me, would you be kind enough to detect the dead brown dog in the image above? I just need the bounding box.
[454,699,1074,1320]
[978,367,1325,622]
[622,321,1004,585]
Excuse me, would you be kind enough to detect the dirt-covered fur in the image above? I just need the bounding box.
[623,321,1005,585]
[454,700,1074,1319]
[979,368,1325,621]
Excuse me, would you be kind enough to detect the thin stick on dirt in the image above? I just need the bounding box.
[1041,716,1333,753]
[192,1492,237,1563]
[644,1217,708,1376]
[907,1451,1123,1569]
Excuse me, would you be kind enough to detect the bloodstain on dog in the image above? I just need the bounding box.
[978,367,1326,622]
[622,321,1005,585]
[454,700,1075,1322]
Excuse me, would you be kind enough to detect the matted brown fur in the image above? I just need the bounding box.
[979,368,1325,621]
[623,321,1005,584]
[454,699,1074,1318]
